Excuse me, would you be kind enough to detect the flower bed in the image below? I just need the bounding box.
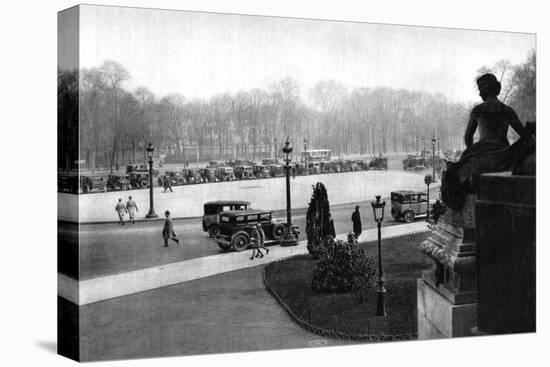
[264,231,432,340]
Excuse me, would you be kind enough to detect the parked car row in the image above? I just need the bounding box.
[58,156,388,194]
[402,154,446,171]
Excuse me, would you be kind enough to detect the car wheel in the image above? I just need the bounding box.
[272,223,285,240]
[208,224,219,238]
[140,179,149,188]
[231,231,250,252]
[403,210,415,223]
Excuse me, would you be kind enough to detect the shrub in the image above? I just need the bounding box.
[428,198,447,229]
[311,234,377,293]
[306,182,333,258]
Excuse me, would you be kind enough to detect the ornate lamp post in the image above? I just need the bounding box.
[424,174,433,222]
[145,142,158,218]
[274,137,278,164]
[303,138,307,164]
[281,138,298,246]
[371,195,387,317]
[432,136,437,180]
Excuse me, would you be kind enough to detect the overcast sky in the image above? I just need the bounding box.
[75,5,535,104]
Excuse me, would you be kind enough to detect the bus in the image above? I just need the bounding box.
[304,149,332,162]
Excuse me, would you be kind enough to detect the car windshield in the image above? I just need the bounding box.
[391,193,403,202]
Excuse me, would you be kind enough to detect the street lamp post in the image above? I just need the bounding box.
[424,174,433,223]
[274,137,278,164]
[303,137,307,163]
[371,195,387,317]
[145,142,158,218]
[432,136,437,180]
[281,138,298,247]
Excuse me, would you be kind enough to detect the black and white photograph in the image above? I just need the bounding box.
[56,3,537,361]
[1,1,546,366]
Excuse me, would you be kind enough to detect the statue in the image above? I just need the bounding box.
[441,73,534,210]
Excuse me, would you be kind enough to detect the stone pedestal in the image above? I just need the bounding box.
[417,195,477,338]
[475,172,535,334]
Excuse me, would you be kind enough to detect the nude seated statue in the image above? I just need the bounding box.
[441,73,533,210]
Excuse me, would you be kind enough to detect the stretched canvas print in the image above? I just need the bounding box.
[57,4,536,362]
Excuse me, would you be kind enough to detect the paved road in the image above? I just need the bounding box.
[59,189,439,281]
[74,264,357,361]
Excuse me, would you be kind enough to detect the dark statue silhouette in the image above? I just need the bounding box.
[441,73,535,210]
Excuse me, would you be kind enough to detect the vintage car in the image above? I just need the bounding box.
[308,162,321,174]
[183,168,204,184]
[320,161,335,173]
[215,166,236,181]
[293,162,308,175]
[390,190,435,222]
[77,175,106,193]
[106,174,130,191]
[128,171,150,189]
[368,157,388,170]
[159,170,186,186]
[213,209,300,251]
[268,164,285,177]
[208,160,225,168]
[202,200,250,237]
[403,155,427,170]
[126,164,159,176]
[200,167,219,182]
[234,165,254,180]
[253,164,270,178]
[337,160,354,172]
[226,159,255,167]
[351,160,365,171]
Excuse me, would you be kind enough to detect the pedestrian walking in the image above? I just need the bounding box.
[250,223,268,260]
[126,196,139,224]
[351,205,362,238]
[165,176,173,192]
[292,165,296,179]
[328,213,336,238]
[115,198,127,225]
[162,210,180,247]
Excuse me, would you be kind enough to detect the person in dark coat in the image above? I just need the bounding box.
[162,210,180,247]
[351,205,362,238]
[328,213,336,238]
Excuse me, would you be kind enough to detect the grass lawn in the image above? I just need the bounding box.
[264,231,433,340]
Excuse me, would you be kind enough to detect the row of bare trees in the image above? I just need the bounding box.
[58,50,535,172]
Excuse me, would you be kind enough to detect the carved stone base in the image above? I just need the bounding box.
[417,279,477,338]
[418,194,478,338]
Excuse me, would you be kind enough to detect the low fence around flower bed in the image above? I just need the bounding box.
[262,231,432,342]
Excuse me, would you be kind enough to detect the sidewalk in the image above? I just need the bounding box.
[58,221,428,305]
[58,170,438,223]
